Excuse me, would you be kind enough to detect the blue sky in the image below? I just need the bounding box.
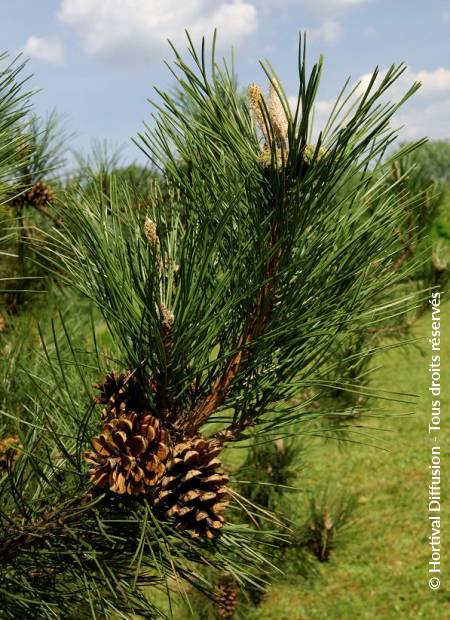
[1,0,449,164]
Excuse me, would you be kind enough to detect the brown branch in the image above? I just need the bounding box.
[155,304,174,422]
[212,410,257,444]
[392,242,416,272]
[181,226,282,436]
[0,495,91,563]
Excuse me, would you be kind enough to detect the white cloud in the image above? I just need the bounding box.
[308,20,342,43]
[289,0,367,15]
[310,98,335,136]
[288,66,450,142]
[58,0,257,62]
[289,96,333,118]
[287,96,334,139]
[313,99,336,131]
[355,67,450,140]
[444,5,450,23]
[350,73,450,141]
[308,0,366,8]
[396,99,450,141]
[354,66,450,100]
[284,0,367,47]
[412,68,450,96]
[22,36,64,65]
[314,99,335,115]
[339,67,450,140]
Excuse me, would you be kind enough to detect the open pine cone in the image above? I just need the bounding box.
[84,411,170,495]
[93,371,149,421]
[153,437,229,539]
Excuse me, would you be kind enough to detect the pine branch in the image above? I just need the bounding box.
[182,223,282,436]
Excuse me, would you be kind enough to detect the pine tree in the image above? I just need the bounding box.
[0,34,424,618]
[1,106,66,310]
[0,52,35,309]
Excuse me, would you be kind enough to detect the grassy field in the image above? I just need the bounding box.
[248,298,450,619]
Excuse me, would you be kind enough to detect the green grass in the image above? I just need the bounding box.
[248,298,450,619]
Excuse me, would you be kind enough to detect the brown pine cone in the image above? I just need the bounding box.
[0,435,22,470]
[27,180,54,208]
[93,371,150,421]
[214,574,239,618]
[153,437,229,539]
[84,411,171,495]
[11,180,54,210]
